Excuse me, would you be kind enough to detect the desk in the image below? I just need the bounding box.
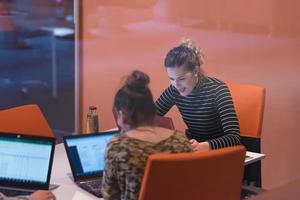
[245,151,265,165]
[51,143,103,199]
[51,143,265,199]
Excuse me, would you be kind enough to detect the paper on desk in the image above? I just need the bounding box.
[72,191,95,200]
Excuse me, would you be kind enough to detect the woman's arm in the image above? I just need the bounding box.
[155,86,175,116]
[209,84,241,149]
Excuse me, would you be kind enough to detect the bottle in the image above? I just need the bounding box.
[85,106,99,134]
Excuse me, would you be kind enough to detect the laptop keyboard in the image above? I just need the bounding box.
[79,179,102,197]
[0,188,33,197]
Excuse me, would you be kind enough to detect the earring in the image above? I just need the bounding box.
[194,74,199,83]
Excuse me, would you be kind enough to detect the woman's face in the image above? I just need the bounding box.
[166,66,198,96]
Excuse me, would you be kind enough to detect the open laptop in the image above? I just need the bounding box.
[63,130,119,198]
[0,132,56,197]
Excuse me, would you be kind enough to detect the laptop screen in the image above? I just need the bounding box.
[0,132,55,190]
[64,130,119,181]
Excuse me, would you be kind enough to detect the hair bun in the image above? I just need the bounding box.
[125,70,150,91]
[180,38,204,65]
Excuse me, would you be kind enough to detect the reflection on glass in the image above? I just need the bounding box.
[79,0,300,189]
[0,0,75,139]
[79,0,300,132]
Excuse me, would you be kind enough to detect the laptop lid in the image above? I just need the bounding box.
[0,132,56,191]
[63,130,119,182]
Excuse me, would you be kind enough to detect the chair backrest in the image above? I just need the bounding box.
[0,104,54,137]
[139,145,246,200]
[227,83,266,138]
[154,115,175,130]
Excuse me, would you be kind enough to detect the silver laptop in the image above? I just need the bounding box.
[0,132,56,197]
[63,130,119,198]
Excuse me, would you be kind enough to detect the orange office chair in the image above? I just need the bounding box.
[139,145,246,200]
[0,104,54,137]
[154,115,175,130]
[227,83,266,187]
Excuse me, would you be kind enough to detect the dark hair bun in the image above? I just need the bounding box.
[125,70,150,91]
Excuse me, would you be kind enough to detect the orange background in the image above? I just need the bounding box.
[79,0,300,189]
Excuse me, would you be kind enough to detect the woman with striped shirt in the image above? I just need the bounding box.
[155,39,241,151]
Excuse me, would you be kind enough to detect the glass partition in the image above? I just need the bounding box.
[78,0,300,189]
[0,0,75,140]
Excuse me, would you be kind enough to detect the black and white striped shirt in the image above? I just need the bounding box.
[155,76,241,149]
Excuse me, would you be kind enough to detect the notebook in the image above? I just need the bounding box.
[0,132,56,197]
[63,130,119,198]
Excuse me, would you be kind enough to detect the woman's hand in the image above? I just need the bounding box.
[189,139,210,152]
[30,190,56,200]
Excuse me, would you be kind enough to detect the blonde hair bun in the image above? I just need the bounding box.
[180,38,204,66]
